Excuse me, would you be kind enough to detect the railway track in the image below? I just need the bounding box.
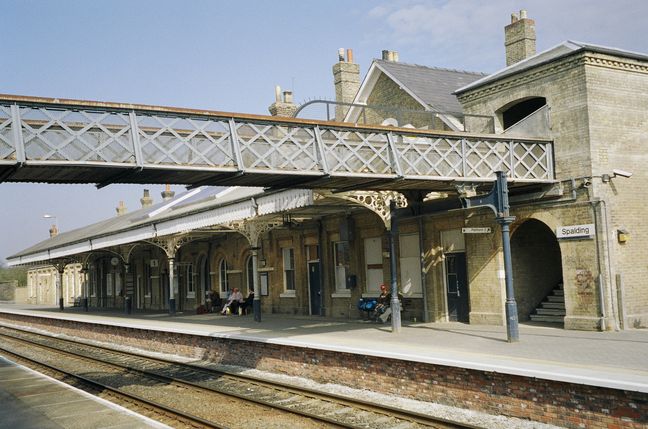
[0,325,479,429]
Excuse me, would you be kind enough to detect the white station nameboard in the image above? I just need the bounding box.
[462,227,492,234]
[556,224,595,239]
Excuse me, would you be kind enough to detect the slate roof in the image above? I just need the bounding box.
[455,41,648,95]
[374,60,486,115]
[9,186,263,259]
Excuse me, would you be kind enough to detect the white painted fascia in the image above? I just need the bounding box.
[7,189,314,266]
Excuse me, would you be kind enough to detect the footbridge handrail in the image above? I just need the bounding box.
[0,94,554,189]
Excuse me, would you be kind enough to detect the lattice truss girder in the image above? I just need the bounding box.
[0,100,554,182]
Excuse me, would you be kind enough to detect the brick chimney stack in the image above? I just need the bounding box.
[116,201,127,216]
[161,184,175,201]
[333,48,360,121]
[49,224,58,238]
[505,9,536,66]
[268,85,298,117]
[140,189,153,208]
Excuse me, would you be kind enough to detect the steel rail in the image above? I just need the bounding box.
[0,325,480,429]
[0,338,226,429]
[0,330,359,429]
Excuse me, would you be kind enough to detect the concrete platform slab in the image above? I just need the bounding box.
[0,355,169,429]
[1,304,647,394]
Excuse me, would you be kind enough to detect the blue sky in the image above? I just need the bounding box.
[1,0,647,263]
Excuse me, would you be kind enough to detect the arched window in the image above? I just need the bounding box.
[501,97,546,130]
[219,258,229,294]
[246,255,254,295]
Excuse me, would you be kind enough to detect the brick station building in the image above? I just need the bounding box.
[12,10,648,331]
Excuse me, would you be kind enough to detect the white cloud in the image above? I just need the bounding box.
[365,0,648,72]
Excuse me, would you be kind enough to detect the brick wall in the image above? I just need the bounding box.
[1,313,645,429]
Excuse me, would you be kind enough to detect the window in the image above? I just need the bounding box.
[246,256,254,294]
[90,266,97,297]
[115,271,122,297]
[144,263,152,297]
[333,241,350,291]
[219,259,229,295]
[501,97,546,129]
[106,273,114,297]
[182,264,195,298]
[282,248,295,291]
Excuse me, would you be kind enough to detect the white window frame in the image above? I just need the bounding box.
[219,259,229,298]
[246,255,254,295]
[90,267,97,297]
[144,262,152,298]
[106,273,114,297]
[115,271,122,297]
[281,248,296,297]
[184,263,195,298]
[332,241,350,296]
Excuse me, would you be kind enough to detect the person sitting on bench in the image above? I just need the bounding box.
[221,288,244,315]
[372,284,390,321]
[239,291,254,315]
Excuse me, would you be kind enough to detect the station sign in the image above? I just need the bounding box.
[462,227,492,234]
[556,223,595,239]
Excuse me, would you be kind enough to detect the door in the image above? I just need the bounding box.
[446,253,469,322]
[308,261,321,315]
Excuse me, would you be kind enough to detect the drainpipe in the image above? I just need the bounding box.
[595,198,621,331]
[317,220,325,316]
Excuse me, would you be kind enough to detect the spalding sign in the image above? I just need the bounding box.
[556,224,595,239]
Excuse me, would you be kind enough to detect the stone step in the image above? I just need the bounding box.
[541,302,565,310]
[547,295,565,302]
[530,314,564,323]
[536,308,566,316]
[553,289,564,296]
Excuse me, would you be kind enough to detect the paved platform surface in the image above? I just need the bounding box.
[0,355,169,429]
[1,304,647,394]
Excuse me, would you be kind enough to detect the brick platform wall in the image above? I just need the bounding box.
[1,313,645,429]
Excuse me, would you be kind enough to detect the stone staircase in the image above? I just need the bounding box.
[530,284,565,324]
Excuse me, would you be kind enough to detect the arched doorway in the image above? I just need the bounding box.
[511,219,563,321]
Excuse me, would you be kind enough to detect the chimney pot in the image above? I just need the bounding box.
[161,184,175,201]
[116,200,127,216]
[392,51,399,62]
[140,189,153,208]
[511,13,518,23]
[283,90,293,103]
[338,48,345,62]
[346,48,354,63]
[520,9,527,19]
[49,224,58,238]
[274,85,281,102]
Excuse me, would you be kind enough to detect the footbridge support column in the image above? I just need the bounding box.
[461,171,519,342]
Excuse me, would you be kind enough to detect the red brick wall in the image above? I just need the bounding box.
[1,313,645,429]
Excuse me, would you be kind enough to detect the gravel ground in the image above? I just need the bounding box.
[0,321,565,429]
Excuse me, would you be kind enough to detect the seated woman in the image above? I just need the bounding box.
[371,284,391,320]
[221,288,244,315]
[239,291,254,315]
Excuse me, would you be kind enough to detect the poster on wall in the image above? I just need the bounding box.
[260,272,269,296]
